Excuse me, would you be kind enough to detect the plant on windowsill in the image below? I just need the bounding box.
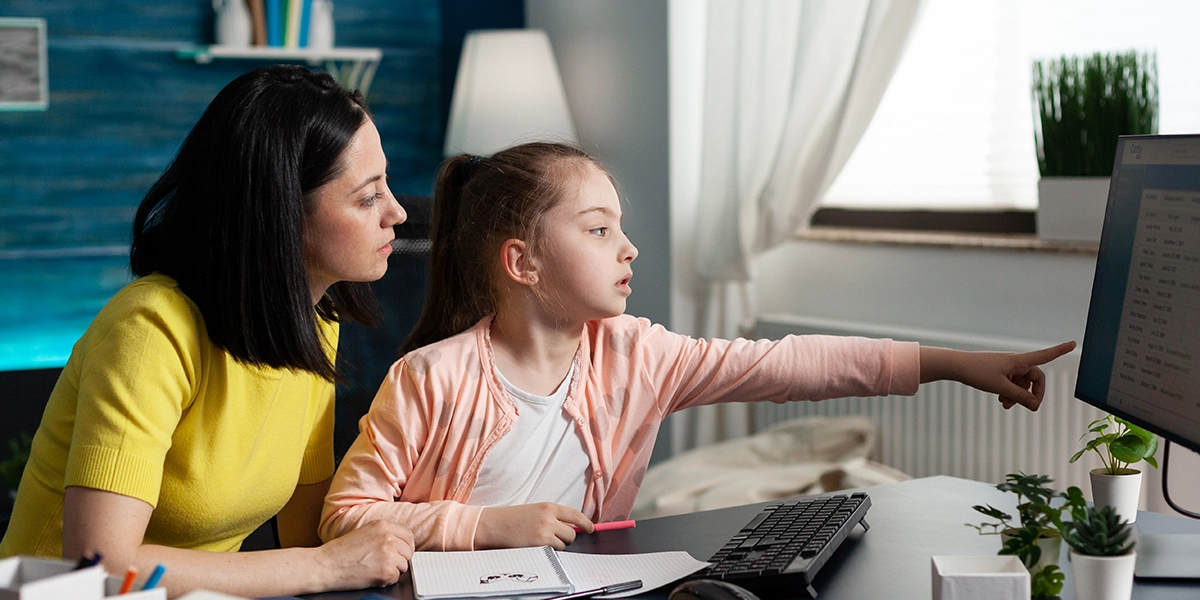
[1069,414,1158,524]
[1061,490,1136,600]
[1032,50,1157,242]
[966,473,1068,600]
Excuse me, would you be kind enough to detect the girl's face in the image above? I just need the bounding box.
[303,119,406,303]
[533,163,639,321]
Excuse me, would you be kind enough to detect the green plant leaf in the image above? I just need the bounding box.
[1110,433,1149,464]
[1143,435,1159,468]
[1032,564,1064,599]
[1117,418,1150,439]
[972,504,1012,521]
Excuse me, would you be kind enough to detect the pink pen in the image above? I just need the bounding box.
[573,519,636,533]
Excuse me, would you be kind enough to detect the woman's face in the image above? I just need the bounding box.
[303,119,406,304]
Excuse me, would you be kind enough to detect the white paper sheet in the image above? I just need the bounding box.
[557,551,710,598]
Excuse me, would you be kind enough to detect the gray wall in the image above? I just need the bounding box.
[526,0,672,328]
[526,0,672,462]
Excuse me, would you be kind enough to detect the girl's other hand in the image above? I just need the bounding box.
[920,341,1076,411]
[476,503,593,550]
[317,519,414,590]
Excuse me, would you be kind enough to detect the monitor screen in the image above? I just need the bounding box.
[1076,134,1200,456]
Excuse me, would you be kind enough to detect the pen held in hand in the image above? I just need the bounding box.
[545,579,643,600]
[572,519,636,533]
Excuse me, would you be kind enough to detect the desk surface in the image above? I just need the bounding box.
[303,476,1200,599]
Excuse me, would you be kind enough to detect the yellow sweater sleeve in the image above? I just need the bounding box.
[64,281,201,507]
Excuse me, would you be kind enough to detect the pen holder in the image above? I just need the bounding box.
[105,576,167,599]
[0,556,106,600]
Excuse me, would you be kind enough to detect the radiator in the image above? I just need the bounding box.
[749,315,1105,493]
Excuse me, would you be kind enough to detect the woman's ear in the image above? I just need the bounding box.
[499,238,539,286]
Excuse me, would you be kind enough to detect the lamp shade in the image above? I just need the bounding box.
[444,29,577,157]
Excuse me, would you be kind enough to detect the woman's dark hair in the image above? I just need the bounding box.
[131,65,377,381]
[399,142,603,356]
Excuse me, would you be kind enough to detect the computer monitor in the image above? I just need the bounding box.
[1076,133,1200,456]
[1076,133,1200,579]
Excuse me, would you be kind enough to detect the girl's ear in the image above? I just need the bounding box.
[499,238,539,286]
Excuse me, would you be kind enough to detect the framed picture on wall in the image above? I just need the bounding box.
[0,17,48,111]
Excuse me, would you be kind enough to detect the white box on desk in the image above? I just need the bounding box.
[0,556,105,600]
[931,555,1029,600]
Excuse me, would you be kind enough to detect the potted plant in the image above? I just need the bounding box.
[967,473,1068,599]
[1062,490,1136,600]
[1069,415,1157,523]
[1032,50,1157,242]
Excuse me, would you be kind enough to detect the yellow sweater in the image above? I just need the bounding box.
[0,274,336,556]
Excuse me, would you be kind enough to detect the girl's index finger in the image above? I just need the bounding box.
[1024,340,1076,366]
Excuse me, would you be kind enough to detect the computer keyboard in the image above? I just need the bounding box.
[695,492,871,599]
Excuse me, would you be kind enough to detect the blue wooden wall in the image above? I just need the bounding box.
[0,0,443,371]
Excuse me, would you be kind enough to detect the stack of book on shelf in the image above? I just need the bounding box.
[247,0,316,49]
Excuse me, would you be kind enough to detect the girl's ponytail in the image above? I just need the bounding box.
[400,155,487,355]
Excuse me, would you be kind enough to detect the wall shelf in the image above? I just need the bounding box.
[175,45,383,95]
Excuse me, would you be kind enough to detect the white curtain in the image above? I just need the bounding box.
[671,0,926,452]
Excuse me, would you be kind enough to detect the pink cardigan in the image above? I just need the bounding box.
[319,314,919,551]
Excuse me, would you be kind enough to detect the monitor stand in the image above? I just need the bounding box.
[1134,442,1200,580]
[1134,532,1200,579]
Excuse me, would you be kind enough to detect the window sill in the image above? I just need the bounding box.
[796,226,1099,254]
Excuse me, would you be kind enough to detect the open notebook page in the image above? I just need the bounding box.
[557,551,710,598]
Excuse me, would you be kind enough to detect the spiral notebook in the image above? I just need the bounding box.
[410,546,709,600]
[410,546,571,599]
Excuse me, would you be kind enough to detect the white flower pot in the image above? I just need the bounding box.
[1069,549,1136,600]
[1036,176,1111,242]
[1090,468,1142,523]
[999,531,1062,571]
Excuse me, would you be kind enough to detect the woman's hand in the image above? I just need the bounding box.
[475,503,593,550]
[316,519,414,590]
[920,341,1076,411]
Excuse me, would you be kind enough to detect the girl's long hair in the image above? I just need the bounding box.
[399,142,599,355]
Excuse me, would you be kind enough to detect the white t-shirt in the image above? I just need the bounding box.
[467,363,590,509]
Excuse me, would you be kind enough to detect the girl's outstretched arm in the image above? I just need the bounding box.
[919,341,1077,411]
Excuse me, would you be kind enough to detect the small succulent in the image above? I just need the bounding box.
[1062,504,1135,556]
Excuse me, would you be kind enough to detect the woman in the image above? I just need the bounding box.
[0,66,413,597]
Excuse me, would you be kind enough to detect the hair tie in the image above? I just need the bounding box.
[460,154,484,182]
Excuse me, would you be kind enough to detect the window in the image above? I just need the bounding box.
[819,0,1200,213]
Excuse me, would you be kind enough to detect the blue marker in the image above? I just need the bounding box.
[142,564,166,590]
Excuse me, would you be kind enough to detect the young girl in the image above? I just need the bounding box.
[319,142,1075,552]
